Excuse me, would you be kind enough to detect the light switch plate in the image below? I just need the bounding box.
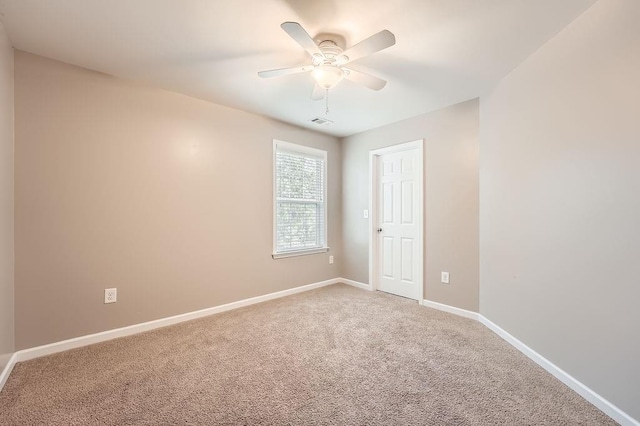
[441,272,450,284]
[363,209,369,219]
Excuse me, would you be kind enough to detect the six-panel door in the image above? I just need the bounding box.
[377,148,421,300]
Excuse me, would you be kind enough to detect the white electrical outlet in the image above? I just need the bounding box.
[441,272,450,284]
[329,255,334,264]
[104,288,117,304]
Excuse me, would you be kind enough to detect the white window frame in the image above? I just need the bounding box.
[272,140,329,259]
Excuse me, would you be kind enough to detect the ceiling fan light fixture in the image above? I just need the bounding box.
[312,65,345,89]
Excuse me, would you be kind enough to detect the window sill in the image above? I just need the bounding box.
[272,247,329,259]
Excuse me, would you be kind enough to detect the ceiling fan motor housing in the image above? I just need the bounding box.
[313,40,348,66]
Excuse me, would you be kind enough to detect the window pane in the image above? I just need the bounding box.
[276,202,323,252]
[276,151,324,202]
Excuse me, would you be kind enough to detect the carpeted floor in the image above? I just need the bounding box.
[0,284,615,425]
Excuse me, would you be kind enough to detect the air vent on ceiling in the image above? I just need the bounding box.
[310,117,333,125]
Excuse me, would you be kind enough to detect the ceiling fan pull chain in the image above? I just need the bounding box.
[325,89,329,115]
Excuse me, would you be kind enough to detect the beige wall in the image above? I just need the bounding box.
[0,22,14,370]
[341,99,479,311]
[14,51,341,350]
[480,0,640,419]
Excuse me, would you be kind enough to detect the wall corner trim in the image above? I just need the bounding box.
[0,353,17,392]
[422,299,638,426]
[339,278,372,291]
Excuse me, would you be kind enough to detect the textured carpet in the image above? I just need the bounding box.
[0,284,615,425]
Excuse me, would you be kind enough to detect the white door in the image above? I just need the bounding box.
[375,146,422,300]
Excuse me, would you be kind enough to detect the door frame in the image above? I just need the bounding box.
[368,139,424,303]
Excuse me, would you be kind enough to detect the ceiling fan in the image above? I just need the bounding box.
[258,22,396,101]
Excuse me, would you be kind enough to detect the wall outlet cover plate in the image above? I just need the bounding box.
[104,288,117,304]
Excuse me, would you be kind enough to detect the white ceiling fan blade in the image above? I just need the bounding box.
[311,84,325,101]
[258,65,313,78]
[281,22,323,58]
[339,30,395,63]
[344,68,387,91]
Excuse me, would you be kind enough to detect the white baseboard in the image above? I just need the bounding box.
[478,316,638,426]
[14,278,341,365]
[0,278,362,395]
[339,278,371,291]
[4,280,637,425]
[0,353,17,392]
[421,299,480,320]
[420,299,637,426]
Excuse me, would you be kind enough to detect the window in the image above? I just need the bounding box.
[273,140,328,258]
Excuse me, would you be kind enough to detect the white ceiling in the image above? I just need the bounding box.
[0,0,597,137]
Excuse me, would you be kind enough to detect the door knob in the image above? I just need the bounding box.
[377,228,383,233]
